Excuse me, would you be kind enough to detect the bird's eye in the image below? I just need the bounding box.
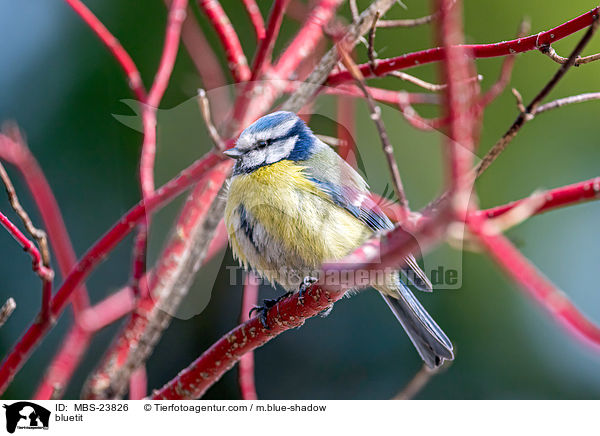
[256,139,270,149]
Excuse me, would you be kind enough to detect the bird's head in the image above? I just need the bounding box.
[224,111,315,175]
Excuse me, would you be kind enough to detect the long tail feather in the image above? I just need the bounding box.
[379,283,453,368]
[402,254,433,292]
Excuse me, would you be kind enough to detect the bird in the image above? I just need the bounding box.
[223,111,453,368]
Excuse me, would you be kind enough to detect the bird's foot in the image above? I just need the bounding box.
[298,276,318,303]
[249,292,293,329]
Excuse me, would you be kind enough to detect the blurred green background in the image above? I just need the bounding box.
[0,0,599,399]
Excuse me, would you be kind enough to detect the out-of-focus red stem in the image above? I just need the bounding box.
[0,131,90,314]
[80,287,137,332]
[436,0,479,219]
[232,0,342,131]
[336,95,357,167]
[205,219,228,260]
[319,84,440,105]
[83,161,232,399]
[33,325,90,400]
[477,177,600,219]
[140,0,188,199]
[198,0,251,83]
[177,4,230,123]
[273,0,342,80]
[0,152,224,394]
[469,215,600,348]
[242,0,266,42]
[34,285,136,400]
[326,6,600,86]
[238,273,259,400]
[251,0,290,81]
[129,366,148,400]
[63,0,147,102]
[478,49,518,109]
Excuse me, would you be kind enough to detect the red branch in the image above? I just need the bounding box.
[63,0,147,102]
[326,6,600,86]
[129,367,148,400]
[0,212,53,284]
[82,161,232,399]
[436,0,479,219]
[469,215,600,347]
[478,177,600,219]
[0,152,224,394]
[0,131,90,314]
[33,283,137,399]
[231,0,342,132]
[376,176,600,227]
[238,273,259,400]
[250,0,290,81]
[198,0,251,83]
[242,0,266,42]
[4,0,599,402]
[177,2,230,122]
[33,325,89,400]
[135,0,189,298]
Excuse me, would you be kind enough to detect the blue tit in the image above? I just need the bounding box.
[223,111,453,368]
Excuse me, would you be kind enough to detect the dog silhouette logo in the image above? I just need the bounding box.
[3,402,50,433]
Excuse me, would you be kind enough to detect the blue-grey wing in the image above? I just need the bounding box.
[303,141,432,291]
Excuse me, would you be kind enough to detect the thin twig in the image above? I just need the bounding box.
[390,72,443,91]
[476,15,600,177]
[540,44,600,66]
[376,0,456,28]
[377,14,436,28]
[367,11,381,72]
[337,43,410,217]
[0,162,53,320]
[0,162,51,268]
[393,364,440,400]
[349,0,359,22]
[511,87,527,114]
[197,89,226,150]
[536,92,600,113]
[1,124,90,315]
[367,11,456,92]
[150,211,453,400]
[0,298,16,328]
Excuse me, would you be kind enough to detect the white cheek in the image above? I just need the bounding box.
[265,136,297,164]
[243,149,266,168]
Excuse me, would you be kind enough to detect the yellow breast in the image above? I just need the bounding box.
[224,160,371,274]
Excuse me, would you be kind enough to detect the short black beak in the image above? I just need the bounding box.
[223,147,243,159]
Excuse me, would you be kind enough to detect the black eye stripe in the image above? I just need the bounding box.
[255,139,271,149]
